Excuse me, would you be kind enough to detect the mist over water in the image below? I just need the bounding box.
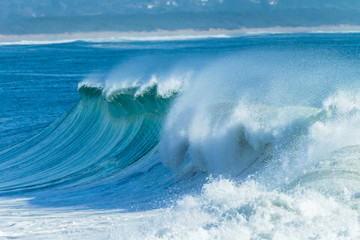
[1,35,360,239]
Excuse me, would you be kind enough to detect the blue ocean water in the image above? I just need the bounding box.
[1,34,360,239]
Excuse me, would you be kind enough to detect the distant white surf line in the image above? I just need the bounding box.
[0,29,232,46]
[2,25,360,46]
[0,34,231,46]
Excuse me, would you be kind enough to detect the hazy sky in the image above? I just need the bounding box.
[1,0,360,34]
[2,0,360,19]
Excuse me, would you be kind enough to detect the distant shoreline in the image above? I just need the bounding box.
[2,25,360,44]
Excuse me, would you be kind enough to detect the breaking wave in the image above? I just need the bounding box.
[2,42,360,238]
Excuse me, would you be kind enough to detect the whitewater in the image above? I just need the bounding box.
[1,33,360,239]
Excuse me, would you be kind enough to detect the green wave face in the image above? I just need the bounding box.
[0,84,178,197]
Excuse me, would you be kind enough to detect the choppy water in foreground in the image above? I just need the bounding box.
[1,34,360,239]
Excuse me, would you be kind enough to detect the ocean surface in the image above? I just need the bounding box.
[1,33,360,239]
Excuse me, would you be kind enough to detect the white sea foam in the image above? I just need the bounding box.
[2,177,359,239]
[159,97,321,177]
[0,39,78,46]
[307,90,360,163]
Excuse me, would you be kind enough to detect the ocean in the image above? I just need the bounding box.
[1,33,360,239]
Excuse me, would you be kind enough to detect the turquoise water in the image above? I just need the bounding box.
[1,34,360,239]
